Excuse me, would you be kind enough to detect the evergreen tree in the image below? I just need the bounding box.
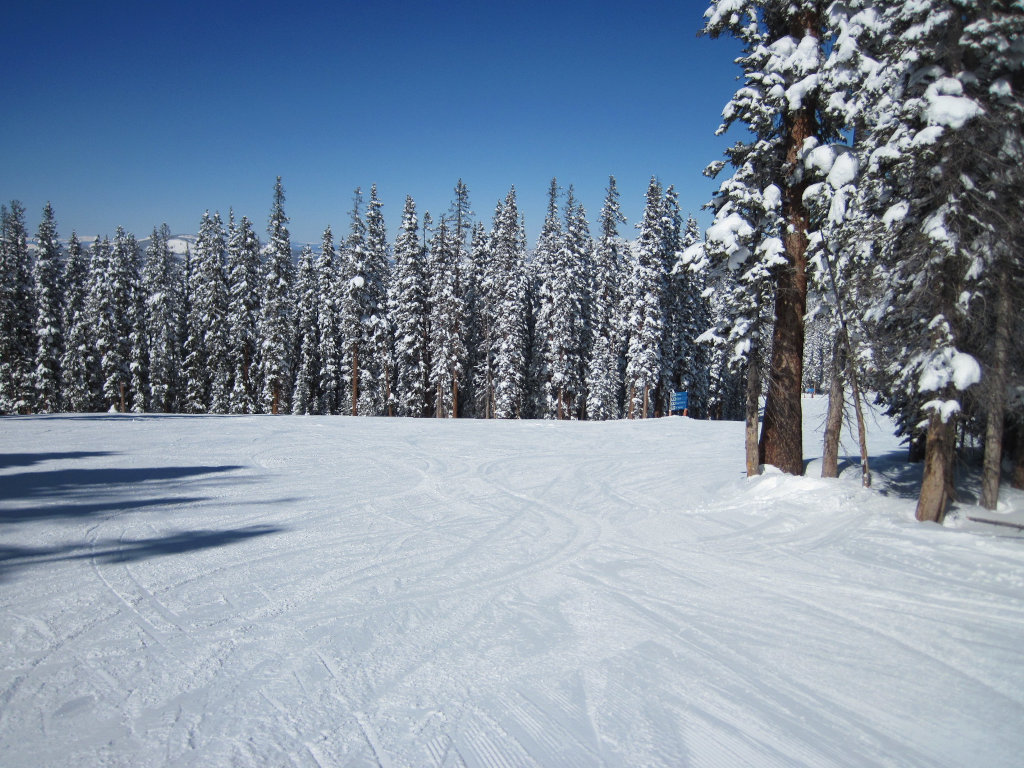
[0,202,35,413]
[623,178,669,419]
[142,224,182,413]
[226,214,262,413]
[60,233,96,412]
[339,188,367,415]
[258,176,294,414]
[184,211,230,412]
[363,184,393,415]
[128,232,148,413]
[32,203,64,413]
[839,0,1024,520]
[531,178,565,418]
[316,226,342,415]
[428,215,467,418]
[390,196,431,416]
[586,177,628,420]
[291,244,321,414]
[490,188,530,418]
[703,0,836,474]
[94,228,137,412]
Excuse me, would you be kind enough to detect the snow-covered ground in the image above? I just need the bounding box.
[2,399,1022,767]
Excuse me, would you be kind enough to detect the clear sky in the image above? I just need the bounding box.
[0,0,741,247]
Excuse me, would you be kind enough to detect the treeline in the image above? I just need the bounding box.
[699,1,1024,521]
[0,176,741,423]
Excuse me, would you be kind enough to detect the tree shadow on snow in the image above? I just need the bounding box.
[0,465,245,502]
[867,449,924,501]
[0,451,116,469]
[0,525,284,580]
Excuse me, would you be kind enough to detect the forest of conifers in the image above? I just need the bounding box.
[2,1,1023,527]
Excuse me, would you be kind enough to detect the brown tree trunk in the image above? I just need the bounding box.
[272,385,279,415]
[452,373,459,419]
[642,384,650,420]
[119,382,127,414]
[746,357,762,478]
[351,345,359,416]
[822,337,845,479]
[628,383,636,419]
[916,408,956,523]
[758,11,818,477]
[1014,426,1024,490]
[557,388,564,421]
[980,276,1011,510]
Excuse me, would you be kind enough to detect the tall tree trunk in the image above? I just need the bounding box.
[759,10,818,477]
[980,276,1011,510]
[119,382,127,414]
[849,354,871,488]
[642,384,650,420]
[351,345,359,416]
[1014,425,1024,491]
[916,408,955,523]
[628,383,636,419]
[822,336,845,479]
[746,357,762,478]
[452,373,459,419]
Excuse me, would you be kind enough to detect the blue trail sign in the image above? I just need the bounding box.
[671,391,689,413]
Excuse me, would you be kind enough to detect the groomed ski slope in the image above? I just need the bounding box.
[2,398,1023,767]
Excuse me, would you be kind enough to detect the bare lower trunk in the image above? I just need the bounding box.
[272,385,279,415]
[916,410,955,523]
[119,382,126,414]
[351,346,359,417]
[557,388,564,420]
[746,358,762,478]
[452,374,459,419]
[1014,426,1024,490]
[980,277,1011,510]
[628,383,636,419]
[849,362,871,488]
[822,337,845,478]
[642,384,650,420]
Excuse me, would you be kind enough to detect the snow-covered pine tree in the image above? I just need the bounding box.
[226,214,262,413]
[316,226,342,415]
[845,0,1024,520]
[532,178,565,419]
[428,215,468,418]
[390,196,431,417]
[142,224,182,413]
[128,232,148,413]
[291,245,320,415]
[553,185,592,419]
[258,177,294,415]
[447,180,474,416]
[339,189,367,415]
[623,178,669,419]
[183,211,230,413]
[60,233,97,412]
[31,203,63,413]
[94,227,137,412]
[0,202,35,413]
[585,177,628,421]
[703,0,837,475]
[363,184,393,416]
[490,188,530,419]
[468,221,497,418]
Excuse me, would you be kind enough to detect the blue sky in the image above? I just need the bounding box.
[0,1,741,246]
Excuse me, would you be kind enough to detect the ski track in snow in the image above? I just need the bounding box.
[1,401,1023,767]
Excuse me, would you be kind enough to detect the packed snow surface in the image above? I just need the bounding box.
[2,399,1023,767]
